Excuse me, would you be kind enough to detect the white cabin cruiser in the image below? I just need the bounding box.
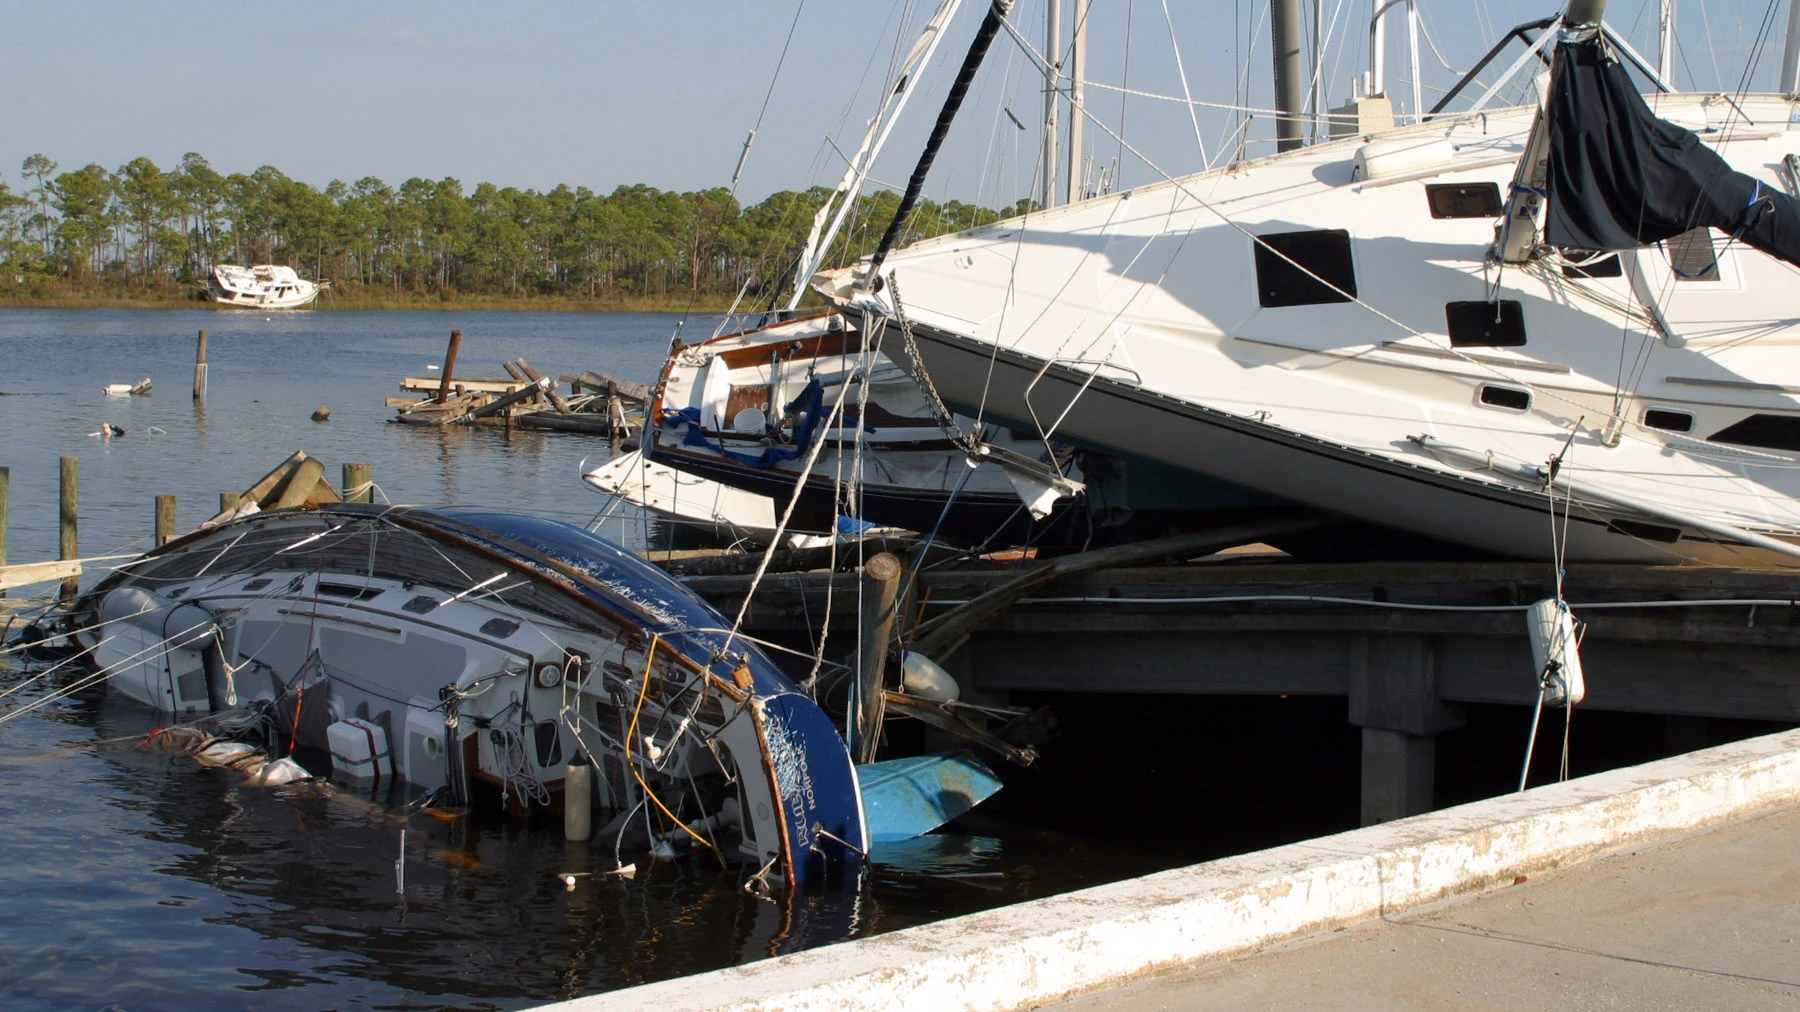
[823,0,1800,567]
[206,264,325,309]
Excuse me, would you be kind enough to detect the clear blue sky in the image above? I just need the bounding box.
[0,1,1782,209]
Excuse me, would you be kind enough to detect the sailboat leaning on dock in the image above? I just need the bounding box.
[823,0,1800,567]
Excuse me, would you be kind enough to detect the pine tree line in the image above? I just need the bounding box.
[0,153,1028,302]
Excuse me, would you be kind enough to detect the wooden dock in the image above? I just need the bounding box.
[683,557,1800,825]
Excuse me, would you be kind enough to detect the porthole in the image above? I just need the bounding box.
[1478,384,1532,411]
[1642,408,1694,433]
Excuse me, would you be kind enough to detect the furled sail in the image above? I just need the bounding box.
[1544,38,1800,268]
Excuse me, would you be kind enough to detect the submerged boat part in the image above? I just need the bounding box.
[859,751,1002,843]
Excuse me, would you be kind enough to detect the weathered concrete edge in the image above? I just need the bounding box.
[545,728,1800,1012]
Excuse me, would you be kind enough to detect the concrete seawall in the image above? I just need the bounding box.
[541,727,1800,1012]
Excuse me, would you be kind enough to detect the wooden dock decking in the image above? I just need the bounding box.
[684,558,1800,824]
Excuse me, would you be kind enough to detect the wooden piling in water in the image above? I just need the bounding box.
[0,465,9,600]
[220,491,241,516]
[436,329,462,404]
[854,552,904,764]
[607,380,625,455]
[155,495,176,546]
[343,463,372,504]
[193,329,208,401]
[59,456,77,601]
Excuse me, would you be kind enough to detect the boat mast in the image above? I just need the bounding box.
[1273,0,1306,150]
[1783,0,1800,95]
[1041,0,1062,209]
[1065,0,1090,203]
[1497,0,1608,265]
[784,0,965,311]
[1658,0,1674,84]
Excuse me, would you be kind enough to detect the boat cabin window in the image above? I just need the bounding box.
[1477,384,1531,411]
[1253,229,1357,307]
[1666,228,1722,282]
[1707,413,1800,452]
[1642,408,1694,433]
[1425,183,1502,219]
[1561,250,1624,279]
[1446,300,1526,347]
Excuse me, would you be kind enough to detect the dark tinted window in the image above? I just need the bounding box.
[1446,300,1527,347]
[1607,519,1681,543]
[1643,408,1694,433]
[1561,251,1624,278]
[1708,414,1800,451]
[1479,385,1531,410]
[1254,229,1356,307]
[1426,183,1503,219]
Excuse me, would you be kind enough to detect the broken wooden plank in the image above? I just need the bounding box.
[400,377,523,395]
[516,358,572,413]
[575,371,650,403]
[464,377,550,421]
[0,558,81,592]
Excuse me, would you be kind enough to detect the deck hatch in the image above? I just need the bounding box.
[1666,228,1722,281]
[1253,229,1357,307]
[1446,300,1527,347]
[1425,183,1503,219]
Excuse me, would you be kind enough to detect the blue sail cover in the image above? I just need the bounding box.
[1544,38,1800,267]
[413,506,866,888]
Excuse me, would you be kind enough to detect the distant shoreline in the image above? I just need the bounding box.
[0,292,750,313]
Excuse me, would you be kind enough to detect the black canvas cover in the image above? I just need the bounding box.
[1543,38,1800,268]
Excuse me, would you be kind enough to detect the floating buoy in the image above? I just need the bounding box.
[311,406,331,422]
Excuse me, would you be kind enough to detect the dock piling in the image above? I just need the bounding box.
[59,456,77,600]
[155,495,176,547]
[193,329,208,401]
[219,491,241,516]
[343,463,372,504]
[436,329,462,404]
[854,553,904,764]
[0,465,8,599]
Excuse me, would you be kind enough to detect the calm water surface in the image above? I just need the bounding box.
[0,309,1157,1012]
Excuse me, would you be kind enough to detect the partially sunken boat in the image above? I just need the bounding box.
[206,264,325,309]
[74,503,867,890]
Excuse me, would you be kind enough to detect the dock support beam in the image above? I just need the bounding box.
[193,329,208,401]
[59,456,77,601]
[854,553,904,764]
[0,465,8,599]
[343,463,373,504]
[436,329,462,404]
[1349,634,1463,825]
[155,495,176,547]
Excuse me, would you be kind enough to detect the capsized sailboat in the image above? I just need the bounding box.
[822,0,1800,566]
[74,504,866,889]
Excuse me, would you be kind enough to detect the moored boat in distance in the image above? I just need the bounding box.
[206,264,326,309]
